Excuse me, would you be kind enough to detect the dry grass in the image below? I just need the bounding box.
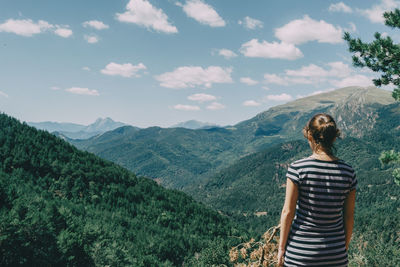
[229,225,280,267]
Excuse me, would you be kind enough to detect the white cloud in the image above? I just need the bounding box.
[0,19,53,36]
[263,61,374,88]
[264,93,293,102]
[82,20,109,30]
[54,27,73,38]
[285,64,328,78]
[309,88,335,96]
[263,74,313,86]
[285,61,353,79]
[188,93,216,102]
[206,102,225,110]
[287,77,314,85]
[275,15,343,45]
[66,87,99,96]
[263,74,289,86]
[173,104,200,111]
[238,16,263,29]
[155,66,233,89]
[265,61,356,86]
[360,67,374,74]
[240,39,303,60]
[84,34,99,43]
[0,19,74,38]
[82,66,91,71]
[358,0,400,24]
[262,86,270,90]
[240,77,258,86]
[344,22,357,33]
[101,62,147,77]
[116,0,178,33]
[51,86,61,90]
[179,0,225,27]
[243,100,261,106]
[326,61,353,78]
[329,2,353,13]
[330,74,374,87]
[263,74,291,86]
[0,90,9,98]
[218,49,237,59]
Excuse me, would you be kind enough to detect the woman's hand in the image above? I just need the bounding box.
[277,248,285,266]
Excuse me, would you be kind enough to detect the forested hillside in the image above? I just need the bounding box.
[189,102,400,266]
[70,86,395,189]
[0,113,246,266]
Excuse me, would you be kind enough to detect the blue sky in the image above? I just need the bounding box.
[0,0,398,127]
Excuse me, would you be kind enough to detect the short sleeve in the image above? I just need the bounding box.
[286,164,300,185]
[350,171,357,191]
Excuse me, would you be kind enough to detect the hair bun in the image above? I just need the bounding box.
[305,113,340,154]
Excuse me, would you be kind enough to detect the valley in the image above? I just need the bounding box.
[16,85,400,265]
[66,86,395,189]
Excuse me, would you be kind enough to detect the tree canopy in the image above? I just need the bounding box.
[0,113,246,266]
[344,8,400,186]
[344,9,400,101]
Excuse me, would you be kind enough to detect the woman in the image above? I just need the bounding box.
[277,113,357,266]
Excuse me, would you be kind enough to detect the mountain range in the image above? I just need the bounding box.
[28,117,131,139]
[69,86,395,188]
[170,120,220,129]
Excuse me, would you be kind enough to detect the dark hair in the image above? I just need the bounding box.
[302,113,341,155]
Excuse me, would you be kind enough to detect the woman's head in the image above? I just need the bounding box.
[303,113,340,155]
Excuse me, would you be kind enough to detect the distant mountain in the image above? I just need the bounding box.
[191,129,400,227]
[84,117,128,132]
[27,121,85,132]
[232,86,395,151]
[0,113,245,266]
[170,120,219,129]
[71,125,237,188]
[69,86,396,188]
[28,117,132,139]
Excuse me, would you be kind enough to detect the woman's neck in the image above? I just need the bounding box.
[310,150,338,161]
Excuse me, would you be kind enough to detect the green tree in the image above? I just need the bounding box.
[344,9,400,101]
[379,150,400,185]
[344,8,400,185]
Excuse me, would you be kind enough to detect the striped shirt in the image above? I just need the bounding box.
[284,156,357,267]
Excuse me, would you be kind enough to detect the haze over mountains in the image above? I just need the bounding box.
[29,118,221,139]
[69,86,395,188]
[170,120,220,129]
[28,117,132,139]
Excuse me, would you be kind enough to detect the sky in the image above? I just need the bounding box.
[0,0,399,127]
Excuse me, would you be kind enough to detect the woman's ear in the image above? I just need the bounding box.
[306,131,313,142]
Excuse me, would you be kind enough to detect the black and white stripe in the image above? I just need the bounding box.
[284,157,357,267]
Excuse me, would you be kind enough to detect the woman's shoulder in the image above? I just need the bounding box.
[290,156,355,171]
[290,156,317,166]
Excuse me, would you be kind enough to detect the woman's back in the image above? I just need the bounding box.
[284,156,357,266]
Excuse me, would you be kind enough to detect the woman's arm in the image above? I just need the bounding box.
[277,178,299,266]
[343,189,356,250]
